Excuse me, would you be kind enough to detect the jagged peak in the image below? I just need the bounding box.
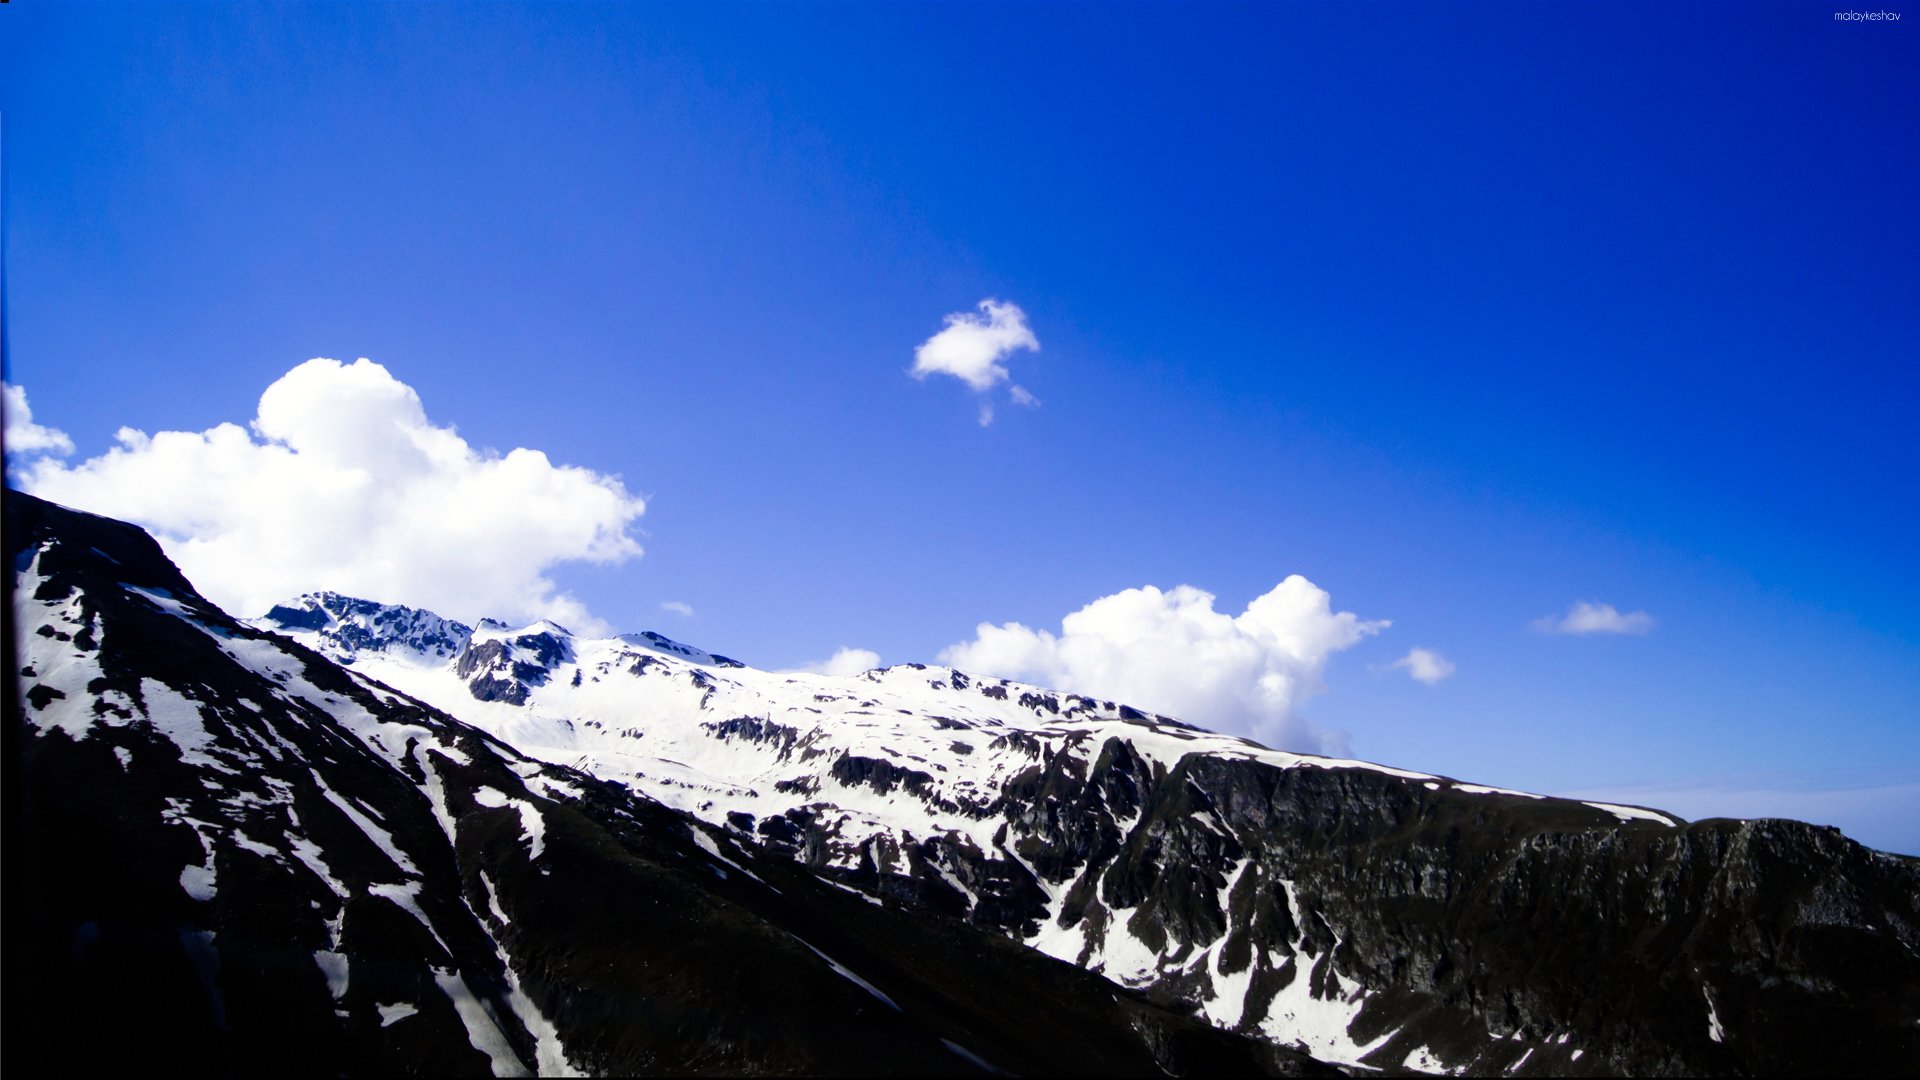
[472,617,576,643]
[618,629,745,669]
[253,591,472,664]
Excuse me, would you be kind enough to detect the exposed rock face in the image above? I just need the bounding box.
[266,623,1920,1074]
[265,591,472,664]
[15,490,1919,1076]
[249,587,1920,1075]
[1001,749,1920,1075]
[6,491,1329,1077]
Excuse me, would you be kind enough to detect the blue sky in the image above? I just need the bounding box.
[5,2,1916,852]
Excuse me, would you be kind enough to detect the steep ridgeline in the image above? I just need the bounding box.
[254,593,1920,1076]
[7,491,1333,1078]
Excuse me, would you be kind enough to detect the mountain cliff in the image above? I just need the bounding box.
[253,583,1920,1075]
[6,490,1326,1077]
[10,490,1919,1076]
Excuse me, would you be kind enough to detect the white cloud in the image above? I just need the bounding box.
[658,600,695,617]
[941,578,1387,753]
[3,383,76,458]
[1534,601,1655,636]
[785,647,882,677]
[21,358,646,632]
[1389,647,1455,685]
[1008,385,1040,408]
[912,300,1040,424]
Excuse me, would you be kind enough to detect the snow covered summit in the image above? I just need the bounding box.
[245,594,1804,1076]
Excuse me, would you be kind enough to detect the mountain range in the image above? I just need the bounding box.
[9,489,1918,1076]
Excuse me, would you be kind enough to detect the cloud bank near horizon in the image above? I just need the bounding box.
[15,358,647,632]
[941,578,1387,754]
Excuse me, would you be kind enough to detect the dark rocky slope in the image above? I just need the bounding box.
[4,490,1330,1077]
[719,711,1920,1075]
[13,490,1919,1076]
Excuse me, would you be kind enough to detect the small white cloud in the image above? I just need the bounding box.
[21,357,646,632]
[1008,385,1040,408]
[941,578,1387,754]
[978,403,996,427]
[1534,601,1655,636]
[785,647,882,677]
[659,600,695,617]
[3,383,76,458]
[1389,647,1455,685]
[911,299,1039,393]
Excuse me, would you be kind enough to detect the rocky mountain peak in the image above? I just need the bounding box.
[618,629,745,669]
[255,591,472,665]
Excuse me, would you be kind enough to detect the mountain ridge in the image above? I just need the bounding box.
[11,490,1919,1076]
[7,489,1330,1077]
[242,590,1920,1074]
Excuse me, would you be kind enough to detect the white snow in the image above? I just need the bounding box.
[1240,879,1399,1067]
[793,936,901,1011]
[180,859,218,902]
[138,681,232,771]
[1258,948,1395,1065]
[1090,906,1162,986]
[288,832,350,902]
[371,881,454,958]
[688,826,771,886]
[1705,987,1725,1042]
[237,594,1702,1070]
[419,747,462,841]
[304,616,1466,903]
[1583,801,1680,827]
[432,966,530,1077]
[497,952,579,1076]
[479,871,512,926]
[1204,941,1257,1029]
[473,787,546,861]
[315,951,351,1000]
[14,550,135,747]
[1199,859,1257,1029]
[316,772,421,876]
[460,872,577,1074]
[378,1002,419,1027]
[1027,908,1091,967]
[1452,783,1545,799]
[227,826,282,860]
[940,1039,1000,1073]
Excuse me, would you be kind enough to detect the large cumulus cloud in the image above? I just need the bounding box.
[20,358,646,631]
[941,577,1387,753]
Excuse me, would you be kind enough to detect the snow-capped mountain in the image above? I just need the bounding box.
[251,589,1920,1075]
[8,492,1325,1077]
[12,491,1920,1077]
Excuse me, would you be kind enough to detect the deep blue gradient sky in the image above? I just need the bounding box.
[5,3,1916,850]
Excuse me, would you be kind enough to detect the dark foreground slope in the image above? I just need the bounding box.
[4,490,1330,1077]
